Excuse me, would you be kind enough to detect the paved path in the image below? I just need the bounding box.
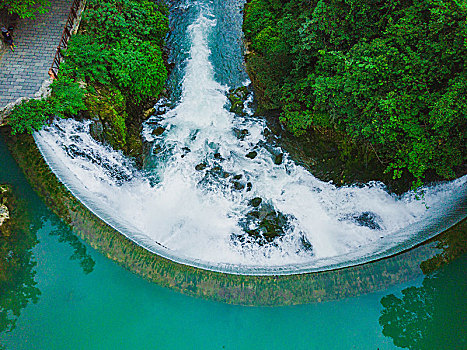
[0,0,72,109]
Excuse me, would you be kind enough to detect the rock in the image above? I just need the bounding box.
[195,163,207,171]
[274,153,283,165]
[85,90,127,152]
[152,144,162,155]
[181,147,190,158]
[0,204,9,227]
[0,185,11,231]
[152,126,165,136]
[232,181,245,191]
[233,128,249,140]
[239,202,291,244]
[143,107,156,119]
[246,151,257,159]
[227,86,249,115]
[352,212,381,230]
[211,166,230,178]
[233,174,243,180]
[230,100,245,115]
[214,152,223,160]
[299,235,313,252]
[250,197,262,207]
[246,182,252,192]
[89,120,104,143]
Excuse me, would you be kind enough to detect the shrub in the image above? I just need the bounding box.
[50,76,87,116]
[8,99,54,135]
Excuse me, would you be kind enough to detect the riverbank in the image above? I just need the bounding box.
[242,0,467,191]
[2,127,466,305]
[1,0,169,165]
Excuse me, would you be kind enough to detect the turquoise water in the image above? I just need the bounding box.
[0,133,466,349]
[1,0,466,347]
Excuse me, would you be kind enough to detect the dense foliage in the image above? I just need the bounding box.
[62,0,168,104]
[244,0,467,186]
[8,78,85,135]
[1,0,50,19]
[59,0,169,153]
[8,0,169,154]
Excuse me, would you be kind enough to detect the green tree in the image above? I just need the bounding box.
[1,0,50,19]
[244,0,467,187]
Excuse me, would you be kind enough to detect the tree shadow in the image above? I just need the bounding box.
[379,220,467,349]
[42,213,96,275]
[0,186,40,334]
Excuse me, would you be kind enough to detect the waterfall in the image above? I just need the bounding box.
[33,1,467,274]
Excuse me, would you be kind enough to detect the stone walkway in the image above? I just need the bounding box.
[0,0,72,110]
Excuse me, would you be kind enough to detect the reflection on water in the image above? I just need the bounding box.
[0,186,40,334]
[0,189,96,335]
[47,216,95,275]
[379,220,467,349]
[0,132,96,336]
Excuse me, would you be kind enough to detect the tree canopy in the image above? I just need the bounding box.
[244,0,467,187]
[1,0,50,19]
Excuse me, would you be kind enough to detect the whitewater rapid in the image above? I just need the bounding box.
[34,2,466,274]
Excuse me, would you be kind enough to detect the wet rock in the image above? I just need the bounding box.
[250,197,262,208]
[299,235,313,252]
[85,88,128,153]
[152,126,165,137]
[195,163,207,171]
[181,147,191,158]
[89,120,104,143]
[228,86,249,116]
[0,203,10,227]
[154,98,172,115]
[0,185,11,233]
[246,151,257,159]
[232,181,245,191]
[152,144,163,155]
[353,212,381,230]
[230,101,245,115]
[274,153,283,165]
[239,203,290,244]
[211,166,230,178]
[233,128,249,140]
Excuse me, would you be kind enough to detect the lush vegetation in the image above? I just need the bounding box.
[1,0,50,18]
[62,0,168,104]
[244,0,467,186]
[8,0,168,157]
[8,78,86,135]
[61,0,168,155]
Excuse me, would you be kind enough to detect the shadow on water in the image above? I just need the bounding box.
[0,187,40,335]
[379,220,467,349]
[0,129,95,276]
[0,131,96,336]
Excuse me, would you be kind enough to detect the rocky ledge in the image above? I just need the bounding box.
[0,184,11,234]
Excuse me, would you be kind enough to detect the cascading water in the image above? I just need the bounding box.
[34,0,466,274]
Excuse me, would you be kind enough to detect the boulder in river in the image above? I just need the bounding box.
[246,151,257,159]
[227,86,249,116]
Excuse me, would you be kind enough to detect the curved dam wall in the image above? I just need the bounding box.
[3,130,466,306]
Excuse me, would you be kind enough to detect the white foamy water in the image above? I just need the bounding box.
[34,6,467,274]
